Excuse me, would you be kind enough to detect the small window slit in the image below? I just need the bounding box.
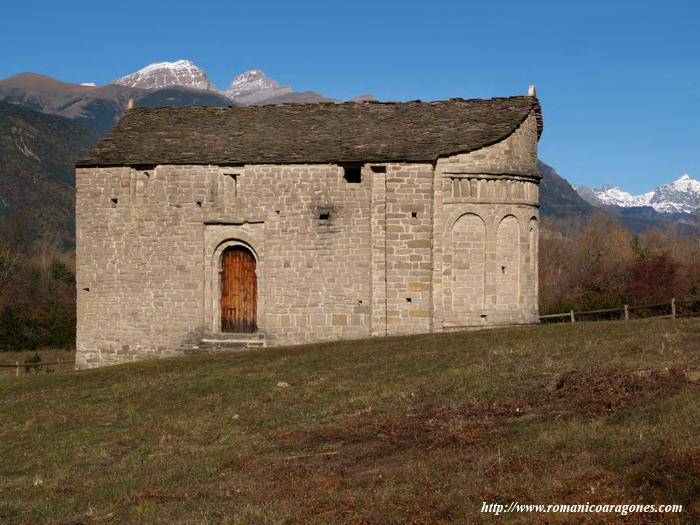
[343,166,362,183]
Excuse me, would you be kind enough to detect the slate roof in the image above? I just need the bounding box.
[77,96,542,167]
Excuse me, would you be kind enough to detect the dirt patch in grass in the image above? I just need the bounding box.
[532,368,690,417]
[277,368,690,456]
[210,369,695,523]
[627,448,700,515]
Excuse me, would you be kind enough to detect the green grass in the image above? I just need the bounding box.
[1,319,699,524]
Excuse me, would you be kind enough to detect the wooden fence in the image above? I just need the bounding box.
[0,359,74,377]
[539,296,700,323]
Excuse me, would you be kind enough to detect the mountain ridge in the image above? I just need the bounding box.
[224,69,296,104]
[575,174,700,215]
[110,60,361,105]
[0,101,100,247]
[0,63,372,134]
[0,72,236,134]
[114,60,216,91]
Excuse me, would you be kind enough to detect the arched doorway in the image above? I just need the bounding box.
[220,246,257,332]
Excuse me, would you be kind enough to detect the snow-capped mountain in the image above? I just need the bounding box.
[113,60,215,91]
[575,174,700,214]
[224,69,293,104]
[576,185,655,208]
[111,61,365,105]
[651,175,700,213]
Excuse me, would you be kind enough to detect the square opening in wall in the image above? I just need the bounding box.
[319,212,330,220]
[343,165,362,183]
[411,212,418,218]
[110,198,118,207]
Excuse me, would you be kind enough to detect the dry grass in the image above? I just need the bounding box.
[0,319,698,523]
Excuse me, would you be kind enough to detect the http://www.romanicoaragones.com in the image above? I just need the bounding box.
[481,502,683,517]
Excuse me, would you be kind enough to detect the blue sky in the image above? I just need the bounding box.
[2,0,698,192]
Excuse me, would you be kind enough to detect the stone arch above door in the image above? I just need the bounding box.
[203,224,264,335]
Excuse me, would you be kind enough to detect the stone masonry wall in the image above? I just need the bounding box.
[76,165,206,368]
[76,163,376,367]
[432,111,541,330]
[76,109,540,368]
[384,164,434,335]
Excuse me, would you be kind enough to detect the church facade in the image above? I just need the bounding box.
[75,91,543,368]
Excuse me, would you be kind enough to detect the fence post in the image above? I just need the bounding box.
[570,310,575,323]
[15,361,19,377]
[624,304,629,321]
[671,298,676,319]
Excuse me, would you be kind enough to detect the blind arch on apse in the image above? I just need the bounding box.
[449,213,486,313]
[496,215,520,309]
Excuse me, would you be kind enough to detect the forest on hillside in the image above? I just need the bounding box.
[540,211,700,313]
[0,217,75,351]
[0,211,699,351]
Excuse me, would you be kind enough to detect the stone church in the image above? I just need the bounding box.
[75,89,543,368]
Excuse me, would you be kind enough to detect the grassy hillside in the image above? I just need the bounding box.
[1,319,699,524]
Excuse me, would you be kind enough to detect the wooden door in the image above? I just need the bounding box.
[220,247,257,333]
